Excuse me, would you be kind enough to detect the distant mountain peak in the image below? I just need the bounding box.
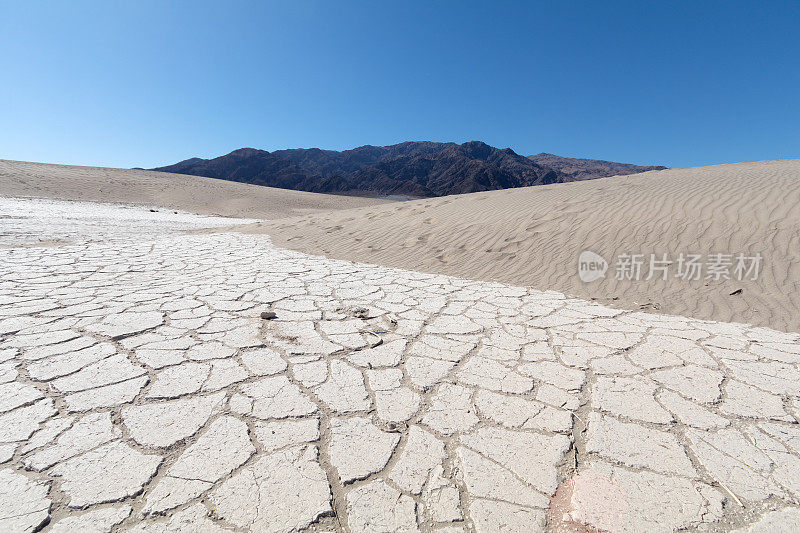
[151,141,666,197]
[226,147,270,157]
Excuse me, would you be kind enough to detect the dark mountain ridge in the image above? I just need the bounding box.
[152,141,666,197]
[527,153,667,180]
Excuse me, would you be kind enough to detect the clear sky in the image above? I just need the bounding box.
[2,1,798,169]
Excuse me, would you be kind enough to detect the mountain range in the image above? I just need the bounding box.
[151,141,666,197]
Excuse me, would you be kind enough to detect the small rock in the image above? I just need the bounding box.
[350,307,369,319]
[383,421,408,433]
[260,310,277,320]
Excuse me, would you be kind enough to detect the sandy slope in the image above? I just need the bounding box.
[0,159,385,219]
[245,159,800,332]
[4,157,798,331]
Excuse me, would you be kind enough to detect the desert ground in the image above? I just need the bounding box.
[0,159,385,220]
[0,161,799,532]
[249,159,800,332]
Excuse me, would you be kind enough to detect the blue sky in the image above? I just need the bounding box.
[1,1,798,169]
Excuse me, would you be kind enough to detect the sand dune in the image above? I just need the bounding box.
[246,159,800,332]
[0,159,385,219]
[4,157,798,331]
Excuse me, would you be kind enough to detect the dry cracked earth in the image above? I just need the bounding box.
[1,197,799,533]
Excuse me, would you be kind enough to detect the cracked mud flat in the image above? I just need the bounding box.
[0,197,799,532]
